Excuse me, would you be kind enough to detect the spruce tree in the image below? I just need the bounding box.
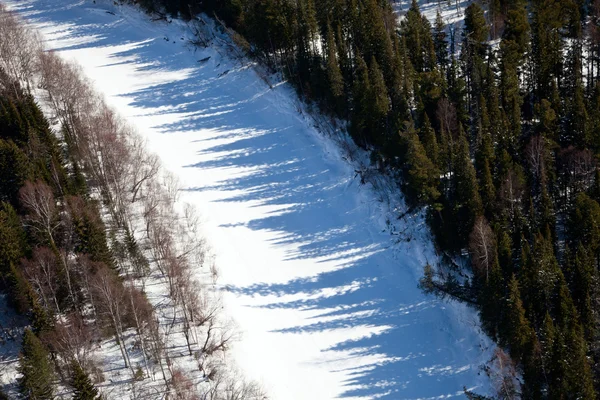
[503,274,533,361]
[433,10,448,71]
[402,124,440,206]
[452,126,483,243]
[420,114,438,167]
[70,362,100,400]
[367,57,390,147]
[325,23,345,114]
[18,329,54,400]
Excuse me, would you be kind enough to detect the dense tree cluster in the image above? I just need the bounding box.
[133,0,600,396]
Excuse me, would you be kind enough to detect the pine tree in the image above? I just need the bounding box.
[566,245,598,340]
[18,329,54,400]
[0,203,26,277]
[452,126,483,243]
[402,124,440,206]
[433,10,448,71]
[401,0,436,73]
[502,274,533,361]
[350,55,371,146]
[0,138,31,206]
[367,57,390,147]
[325,23,345,115]
[420,114,438,167]
[70,362,100,400]
[520,232,563,323]
[569,193,600,259]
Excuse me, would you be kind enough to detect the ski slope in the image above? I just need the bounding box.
[4,1,494,398]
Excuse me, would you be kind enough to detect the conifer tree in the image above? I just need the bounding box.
[402,124,440,206]
[401,0,436,73]
[70,362,100,400]
[420,114,438,167]
[462,2,488,116]
[0,203,26,277]
[433,11,448,71]
[368,57,390,147]
[503,274,533,361]
[325,23,345,115]
[567,245,597,340]
[0,138,31,205]
[452,126,483,243]
[18,329,54,400]
[350,55,371,146]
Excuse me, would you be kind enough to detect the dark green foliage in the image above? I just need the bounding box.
[433,11,448,71]
[18,329,54,400]
[401,0,436,73]
[401,124,439,206]
[568,193,600,258]
[70,362,100,400]
[67,196,114,268]
[0,202,27,278]
[502,275,533,360]
[451,127,482,244]
[0,138,31,205]
[325,24,345,114]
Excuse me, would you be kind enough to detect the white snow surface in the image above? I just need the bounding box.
[4,1,494,398]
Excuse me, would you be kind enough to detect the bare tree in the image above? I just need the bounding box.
[525,135,546,190]
[91,265,134,374]
[21,247,62,314]
[20,181,78,304]
[126,284,154,378]
[170,368,200,400]
[498,168,525,224]
[489,348,519,399]
[468,216,496,282]
[559,147,596,201]
[0,5,41,95]
[43,313,95,372]
[19,181,60,246]
[128,134,161,204]
[38,51,98,151]
[202,366,267,400]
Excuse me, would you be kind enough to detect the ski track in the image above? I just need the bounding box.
[4,0,494,398]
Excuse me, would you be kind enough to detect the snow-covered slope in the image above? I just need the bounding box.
[4,0,493,398]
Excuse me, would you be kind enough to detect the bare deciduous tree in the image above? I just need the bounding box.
[170,368,200,400]
[128,134,161,204]
[525,135,546,189]
[489,348,519,399]
[21,247,61,314]
[43,313,95,372]
[19,181,60,245]
[0,5,41,95]
[499,168,524,224]
[91,265,134,374]
[468,216,496,282]
[559,146,596,201]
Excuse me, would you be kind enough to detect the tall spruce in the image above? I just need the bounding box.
[70,362,100,400]
[18,329,54,400]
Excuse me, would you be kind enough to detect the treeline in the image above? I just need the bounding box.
[135,0,600,397]
[0,5,263,399]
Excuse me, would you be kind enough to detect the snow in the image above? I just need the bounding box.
[3,0,494,398]
[393,0,471,27]
[0,295,27,393]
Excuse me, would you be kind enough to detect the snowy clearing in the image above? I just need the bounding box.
[4,0,494,398]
